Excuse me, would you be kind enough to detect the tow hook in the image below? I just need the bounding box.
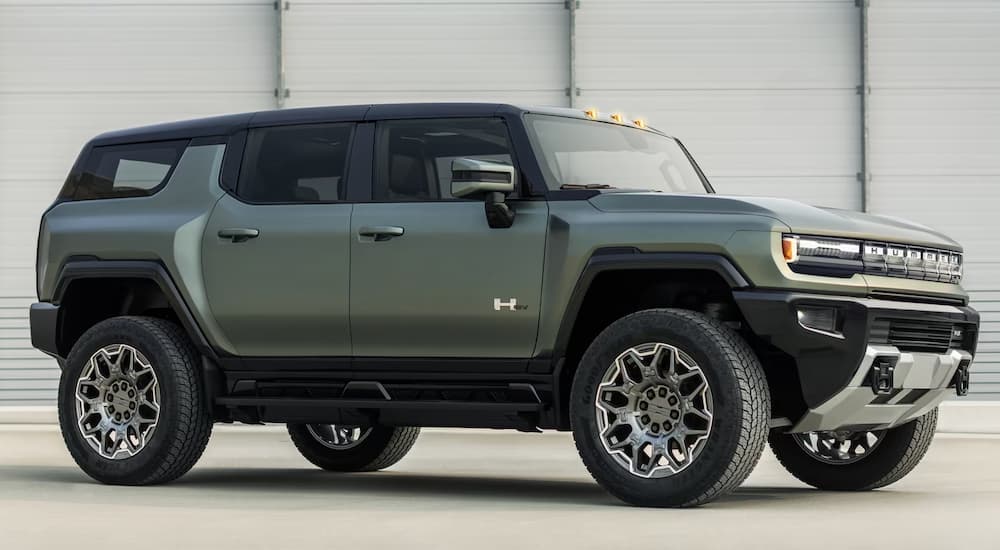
[953,360,971,397]
[870,359,895,395]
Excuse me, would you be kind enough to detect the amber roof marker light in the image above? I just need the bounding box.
[583,108,598,119]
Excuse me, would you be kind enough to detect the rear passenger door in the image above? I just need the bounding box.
[349,118,548,358]
[202,123,355,357]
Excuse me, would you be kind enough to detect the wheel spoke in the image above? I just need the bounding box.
[651,345,675,379]
[794,430,886,465]
[75,343,160,460]
[594,342,714,479]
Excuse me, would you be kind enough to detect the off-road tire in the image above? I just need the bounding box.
[287,425,420,472]
[58,316,213,485]
[571,308,770,507]
[769,408,938,491]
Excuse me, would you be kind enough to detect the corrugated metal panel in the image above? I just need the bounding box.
[0,1,275,405]
[282,0,568,108]
[575,0,861,209]
[868,0,1000,400]
[0,297,55,405]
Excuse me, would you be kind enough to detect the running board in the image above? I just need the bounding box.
[216,396,543,413]
[214,380,547,429]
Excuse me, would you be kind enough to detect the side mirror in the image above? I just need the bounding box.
[450,158,516,198]
[451,158,517,229]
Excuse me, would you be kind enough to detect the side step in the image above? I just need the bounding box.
[216,397,543,413]
[215,380,547,429]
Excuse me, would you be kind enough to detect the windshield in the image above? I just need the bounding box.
[524,114,710,194]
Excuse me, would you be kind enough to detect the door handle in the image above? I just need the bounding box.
[358,225,405,242]
[218,228,260,243]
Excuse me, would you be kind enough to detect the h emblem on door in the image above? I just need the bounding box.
[494,298,524,311]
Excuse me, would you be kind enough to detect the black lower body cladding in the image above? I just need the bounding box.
[29,302,60,359]
[734,290,980,408]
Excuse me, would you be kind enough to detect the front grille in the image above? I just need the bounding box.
[870,317,972,353]
[861,242,962,283]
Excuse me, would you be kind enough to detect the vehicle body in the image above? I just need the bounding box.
[31,103,979,506]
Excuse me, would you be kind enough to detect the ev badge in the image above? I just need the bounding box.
[494,298,526,311]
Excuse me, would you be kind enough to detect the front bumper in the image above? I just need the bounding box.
[735,291,979,432]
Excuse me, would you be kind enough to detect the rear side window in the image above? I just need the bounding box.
[70,140,188,200]
[237,123,353,203]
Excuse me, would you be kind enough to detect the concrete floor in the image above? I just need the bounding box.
[1,426,998,549]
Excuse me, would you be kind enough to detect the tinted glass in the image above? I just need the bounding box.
[524,114,709,194]
[238,123,353,203]
[72,141,187,200]
[374,118,513,201]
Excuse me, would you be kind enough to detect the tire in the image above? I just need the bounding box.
[571,308,770,507]
[58,316,213,485]
[287,424,420,472]
[769,408,938,491]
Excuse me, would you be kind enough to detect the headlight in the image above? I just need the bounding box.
[781,234,962,283]
[781,235,863,278]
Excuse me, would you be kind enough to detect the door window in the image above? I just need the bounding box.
[238,123,353,203]
[373,118,514,201]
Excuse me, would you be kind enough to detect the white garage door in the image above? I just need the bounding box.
[0,0,275,405]
[282,0,568,108]
[868,0,1000,400]
[575,0,862,209]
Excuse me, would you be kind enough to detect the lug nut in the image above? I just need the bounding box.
[115,413,122,422]
[670,410,680,420]
[641,415,651,424]
[128,390,135,398]
[650,424,660,434]
[108,405,115,413]
[668,396,678,406]
[124,412,131,420]
[129,402,136,410]
[658,388,668,397]
[645,389,656,399]
[112,384,119,392]
[638,401,648,411]
[663,422,673,432]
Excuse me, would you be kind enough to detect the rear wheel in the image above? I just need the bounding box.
[571,308,770,507]
[58,316,212,485]
[769,408,938,491]
[287,424,420,472]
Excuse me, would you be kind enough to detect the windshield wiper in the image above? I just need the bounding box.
[559,183,617,190]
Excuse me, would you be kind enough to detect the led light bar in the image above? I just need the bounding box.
[782,234,962,283]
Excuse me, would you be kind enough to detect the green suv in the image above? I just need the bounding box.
[30,103,979,507]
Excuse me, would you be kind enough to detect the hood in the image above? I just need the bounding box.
[589,192,961,250]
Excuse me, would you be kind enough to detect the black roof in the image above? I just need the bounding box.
[90,103,582,146]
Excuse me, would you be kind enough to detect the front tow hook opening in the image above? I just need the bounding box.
[953,359,972,397]
[868,357,898,396]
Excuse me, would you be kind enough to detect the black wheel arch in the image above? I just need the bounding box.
[50,259,219,362]
[547,248,753,429]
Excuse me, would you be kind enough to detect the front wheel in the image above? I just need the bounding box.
[769,408,938,491]
[287,424,420,472]
[571,308,771,507]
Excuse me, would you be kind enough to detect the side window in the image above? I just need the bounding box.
[374,118,513,201]
[238,123,353,203]
[73,140,187,200]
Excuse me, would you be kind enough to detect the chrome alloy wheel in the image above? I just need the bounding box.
[793,430,886,465]
[74,344,160,460]
[594,343,714,478]
[306,424,373,450]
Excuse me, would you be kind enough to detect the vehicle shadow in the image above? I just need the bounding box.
[179,468,847,507]
[0,464,861,508]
